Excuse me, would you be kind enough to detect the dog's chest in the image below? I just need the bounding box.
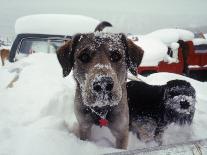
[83,107,113,127]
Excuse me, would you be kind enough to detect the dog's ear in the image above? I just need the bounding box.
[122,35,144,76]
[56,34,81,77]
[56,41,73,77]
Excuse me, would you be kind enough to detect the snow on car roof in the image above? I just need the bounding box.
[128,29,195,67]
[15,14,100,35]
[129,36,167,66]
[193,38,207,45]
[145,28,194,45]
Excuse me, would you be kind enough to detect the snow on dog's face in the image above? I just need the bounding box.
[73,33,127,107]
[163,80,196,124]
[56,32,144,107]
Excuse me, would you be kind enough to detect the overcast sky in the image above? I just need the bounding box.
[1,0,207,38]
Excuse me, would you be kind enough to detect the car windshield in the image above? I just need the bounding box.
[17,37,65,55]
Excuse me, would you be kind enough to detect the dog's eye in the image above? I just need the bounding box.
[78,53,91,63]
[110,51,122,62]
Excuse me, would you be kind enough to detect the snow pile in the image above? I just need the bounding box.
[129,28,195,66]
[0,45,11,50]
[0,53,207,155]
[193,38,207,45]
[145,28,194,45]
[15,14,100,36]
[131,37,167,66]
[0,53,115,155]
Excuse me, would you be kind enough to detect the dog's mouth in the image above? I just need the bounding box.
[90,92,120,107]
[90,105,112,114]
[165,95,196,115]
[80,74,122,107]
[81,84,122,107]
[81,85,122,107]
[180,100,190,109]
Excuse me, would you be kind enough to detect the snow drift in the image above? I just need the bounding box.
[0,53,207,155]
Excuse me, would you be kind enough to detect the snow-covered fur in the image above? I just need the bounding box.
[56,21,144,149]
[127,79,196,144]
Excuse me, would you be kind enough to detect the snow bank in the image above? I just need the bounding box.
[0,53,207,155]
[15,14,100,36]
[129,28,195,66]
[0,53,118,155]
[146,29,194,45]
[193,38,207,45]
[0,45,11,50]
[138,72,207,101]
[131,37,168,66]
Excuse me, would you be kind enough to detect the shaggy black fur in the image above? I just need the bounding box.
[127,79,196,144]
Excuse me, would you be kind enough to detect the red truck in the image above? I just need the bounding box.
[134,31,207,81]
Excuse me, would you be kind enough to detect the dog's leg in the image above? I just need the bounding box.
[79,123,92,141]
[109,100,129,149]
[115,128,129,149]
[110,88,129,149]
[154,126,165,145]
[74,89,94,141]
[110,123,129,149]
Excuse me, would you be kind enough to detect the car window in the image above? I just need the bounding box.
[17,38,65,55]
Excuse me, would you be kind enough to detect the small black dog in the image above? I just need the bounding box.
[127,79,196,144]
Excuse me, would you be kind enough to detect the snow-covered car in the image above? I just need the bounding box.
[9,33,70,62]
[130,29,207,81]
[9,14,100,62]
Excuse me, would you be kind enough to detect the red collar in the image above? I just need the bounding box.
[88,107,110,127]
[99,118,109,127]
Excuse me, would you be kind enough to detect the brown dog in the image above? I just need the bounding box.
[56,23,144,149]
[0,49,9,66]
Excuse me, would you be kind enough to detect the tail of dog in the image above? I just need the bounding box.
[94,21,112,32]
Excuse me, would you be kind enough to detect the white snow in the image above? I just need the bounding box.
[15,14,100,35]
[94,64,112,70]
[188,65,202,68]
[193,38,207,45]
[145,28,194,45]
[170,42,179,50]
[0,45,11,50]
[129,28,196,66]
[0,53,207,155]
[131,36,168,66]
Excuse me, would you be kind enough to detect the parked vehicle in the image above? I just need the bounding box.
[131,29,207,81]
[9,33,71,62]
[9,14,100,62]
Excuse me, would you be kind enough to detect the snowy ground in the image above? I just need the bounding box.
[0,53,207,155]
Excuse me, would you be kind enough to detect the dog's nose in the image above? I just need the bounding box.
[93,77,114,93]
[180,101,190,109]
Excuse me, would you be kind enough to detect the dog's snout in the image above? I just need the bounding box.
[93,77,114,93]
[180,101,190,109]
